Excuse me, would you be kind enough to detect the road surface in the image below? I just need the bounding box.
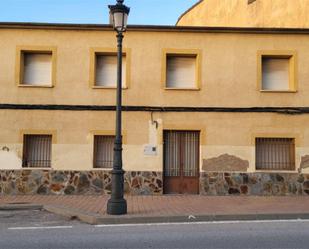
[1,210,309,248]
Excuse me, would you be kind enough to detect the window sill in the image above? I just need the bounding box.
[92,86,128,90]
[21,167,52,170]
[18,84,54,88]
[260,90,297,93]
[164,87,200,91]
[92,168,112,171]
[255,169,297,173]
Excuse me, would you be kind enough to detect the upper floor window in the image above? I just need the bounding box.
[163,49,201,90]
[258,51,297,92]
[16,47,56,87]
[23,53,52,86]
[95,54,126,88]
[90,48,130,89]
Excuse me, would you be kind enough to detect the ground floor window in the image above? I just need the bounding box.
[255,137,295,171]
[93,135,115,168]
[22,134,52,168]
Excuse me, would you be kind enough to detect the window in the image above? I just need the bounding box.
[255,138,295,171]
[95,54,126,87]
[163,49,201,90]
[16,47,56,87]
[90,48,131,88]
[89,49,130,89]
[22,53,52,86]
[22,135,52,168]
[262,58,289,90]
[166,56,196,88]
[258,51,297,92]
[93,135,115,168]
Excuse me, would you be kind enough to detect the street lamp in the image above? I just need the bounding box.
[107,0,130,215]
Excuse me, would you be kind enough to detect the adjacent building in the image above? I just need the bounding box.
[177,0,309,28]
[1,0,309,196]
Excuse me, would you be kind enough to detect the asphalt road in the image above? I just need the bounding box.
[1,210,309,249]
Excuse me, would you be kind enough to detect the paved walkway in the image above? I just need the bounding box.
[1,195,309,218]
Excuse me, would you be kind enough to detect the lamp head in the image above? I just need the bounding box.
[109,0,130,32]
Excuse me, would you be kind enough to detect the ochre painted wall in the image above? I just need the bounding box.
[177,0,309,28]
[1,110,309,173]
[1,28,309,107]
[0,27,309,173]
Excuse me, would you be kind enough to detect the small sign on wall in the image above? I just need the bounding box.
[144,145,157,156]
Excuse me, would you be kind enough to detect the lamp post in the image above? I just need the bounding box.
[107,0,130,215]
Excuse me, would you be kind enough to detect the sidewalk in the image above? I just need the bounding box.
[1,195,309,224]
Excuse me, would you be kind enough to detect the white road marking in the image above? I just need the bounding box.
[8,225,73,230]
[7,219,309,230]
[95,219,309,228]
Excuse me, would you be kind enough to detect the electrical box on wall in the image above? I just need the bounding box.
[144,145,157,156]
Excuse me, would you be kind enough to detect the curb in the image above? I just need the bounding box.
[43,205,101,224]
[95,213,309,225]
[42,205,309,225]
[0,203,43,211]
[2,203,309,225]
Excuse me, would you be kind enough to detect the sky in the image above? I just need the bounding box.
[0,0,198,25]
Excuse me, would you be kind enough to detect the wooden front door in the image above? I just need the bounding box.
[163,130,200,194]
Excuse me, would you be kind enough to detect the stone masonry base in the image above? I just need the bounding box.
[200,172,309,196]
[1,170,309,196]
[0,170,162,195]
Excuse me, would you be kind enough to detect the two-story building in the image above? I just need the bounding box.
[1,0,309,196]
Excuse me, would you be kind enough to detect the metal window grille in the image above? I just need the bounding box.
[164,131,180,177]
[183,131,200,177]
[164,131,199,177]
[22,135,52,168]
[256,138,295,171]
[93,135,115,168]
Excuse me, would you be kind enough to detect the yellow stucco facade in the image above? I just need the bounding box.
[177,0,309,28]
[0,24,309,176]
